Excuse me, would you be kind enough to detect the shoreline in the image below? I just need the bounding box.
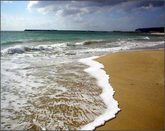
[96,49,164,130]
[79,56,120,130]
[149,32,165,36]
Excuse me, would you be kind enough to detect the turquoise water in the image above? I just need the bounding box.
[1,31,162,46]
[1,31,164,130]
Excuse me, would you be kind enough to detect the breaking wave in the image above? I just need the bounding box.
[1,43,67,55]
[1,40,164,56]
[67,40,105,46]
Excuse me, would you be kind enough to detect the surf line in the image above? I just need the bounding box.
[79,56,120,130]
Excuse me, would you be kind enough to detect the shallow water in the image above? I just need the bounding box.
[1,59,107,130]
[1,31,164,130]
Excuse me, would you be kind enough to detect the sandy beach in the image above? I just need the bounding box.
[150,32,165,36]
[96,49,164,130]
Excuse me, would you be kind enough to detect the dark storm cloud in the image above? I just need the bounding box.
[28,0,164,16]
[136,0,164,7]
[33,0,163,8]
[90,0,164,7]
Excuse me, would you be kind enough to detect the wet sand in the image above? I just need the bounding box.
[96,49,164,130]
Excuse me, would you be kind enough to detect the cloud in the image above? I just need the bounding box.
[28,0,164,16]
[25,0,164,31]
[27,1,38,11]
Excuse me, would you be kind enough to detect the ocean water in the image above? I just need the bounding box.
[1,31,164,130]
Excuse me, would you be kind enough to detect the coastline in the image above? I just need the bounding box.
[79,56,120,130]
[149,32,165,36]
[96,49,164,130]
[2,30,164,130]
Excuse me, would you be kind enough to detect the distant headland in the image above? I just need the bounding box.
[24,29,109,33]
[135,27,164,33]
[24,27,164,34]
[24,29,58,31]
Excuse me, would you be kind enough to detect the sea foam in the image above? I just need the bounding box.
[67,39,104,46]
[79,56,120,130]
[1,43,67,55]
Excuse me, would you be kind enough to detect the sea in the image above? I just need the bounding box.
[1,31,164,130]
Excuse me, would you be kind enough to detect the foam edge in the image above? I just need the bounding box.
[79,56,120,130]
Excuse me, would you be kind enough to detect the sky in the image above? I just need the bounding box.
[1,0,164,31]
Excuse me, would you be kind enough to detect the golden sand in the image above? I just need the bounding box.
[96,49,164,130]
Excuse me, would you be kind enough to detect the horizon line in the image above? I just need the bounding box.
[1,26,164,32]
